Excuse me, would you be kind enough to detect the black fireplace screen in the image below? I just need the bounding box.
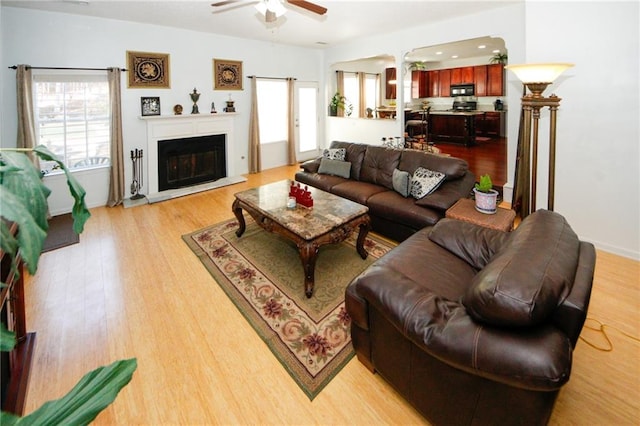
[158,134,226,191]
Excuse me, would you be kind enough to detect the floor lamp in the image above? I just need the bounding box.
[505,63,573,218]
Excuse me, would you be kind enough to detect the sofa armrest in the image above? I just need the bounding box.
[356,275,573,392]
[428,218,510,269]
[415,172,476,211]
[300,157,321,173]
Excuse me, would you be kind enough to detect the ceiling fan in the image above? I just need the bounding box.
[211,0,327,23]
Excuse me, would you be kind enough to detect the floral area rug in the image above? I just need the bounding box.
[182,216,395,400]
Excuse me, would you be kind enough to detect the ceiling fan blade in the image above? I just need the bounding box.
[211,1,239,6]
[287,0,327,15]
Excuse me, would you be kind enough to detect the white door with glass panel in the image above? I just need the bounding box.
[295,81,319,161]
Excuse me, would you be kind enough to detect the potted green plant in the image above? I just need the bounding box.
[0,145,136,424]
[473,174,499,214]
[490,53,508,65]
[329,92,346,116]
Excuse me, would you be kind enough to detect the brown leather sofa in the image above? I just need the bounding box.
[346,210,596,425]
[295,141,475,241]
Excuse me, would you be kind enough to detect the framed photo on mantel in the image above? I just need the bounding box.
[141,97,161,116]
[213,59,243,90]
[127,50,171,88]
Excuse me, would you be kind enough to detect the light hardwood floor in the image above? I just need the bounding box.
[24,165,639,425]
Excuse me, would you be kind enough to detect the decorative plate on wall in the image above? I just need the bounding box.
[127,51,170,88]
[213,59,243,90]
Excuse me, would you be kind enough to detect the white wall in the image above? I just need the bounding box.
[1,6,322,206]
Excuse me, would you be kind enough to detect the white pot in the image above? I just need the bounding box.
[473,188,499,214]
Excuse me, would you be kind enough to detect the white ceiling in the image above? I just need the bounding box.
[1,0,517,53]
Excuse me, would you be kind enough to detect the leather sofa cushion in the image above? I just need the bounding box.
[429,218,510,270]
[330,181,388,205]
[294,170,347,193]
[359,145,402,190]
[300,158,320,173]
[330,141,368,181]
[463,210,581,327]
[368,191,442,228]
[399,150,468,179]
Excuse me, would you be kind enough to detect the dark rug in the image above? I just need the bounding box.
[182,217,396,400]
[42,213,79,252]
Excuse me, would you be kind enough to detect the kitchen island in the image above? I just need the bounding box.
[429,110,484,147]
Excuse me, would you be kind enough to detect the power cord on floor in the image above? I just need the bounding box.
[579,317,640,351]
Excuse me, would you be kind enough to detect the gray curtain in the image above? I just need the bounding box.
[16,65,38,166]
[287,78,296,165]
[107,67,125,207]
[248,76,261,173]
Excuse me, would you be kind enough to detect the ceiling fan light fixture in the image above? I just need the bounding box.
[255,0,286,19]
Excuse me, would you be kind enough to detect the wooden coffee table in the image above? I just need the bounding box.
[232,180,371,298]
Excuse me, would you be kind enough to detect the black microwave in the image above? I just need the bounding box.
[450,84,475,96]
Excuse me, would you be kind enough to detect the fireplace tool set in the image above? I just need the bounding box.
[130,149,144,200]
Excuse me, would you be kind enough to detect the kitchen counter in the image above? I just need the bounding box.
[429,110,485,116]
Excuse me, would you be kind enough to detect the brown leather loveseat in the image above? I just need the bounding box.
[346,210,596,425]
[295,141,475,241]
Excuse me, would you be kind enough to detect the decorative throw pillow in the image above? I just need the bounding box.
[392,168,411,197]
[318,157,351,179]
[322,148,346,161]
[410,167,445,199]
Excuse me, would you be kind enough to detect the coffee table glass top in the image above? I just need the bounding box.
[234,180,369,240]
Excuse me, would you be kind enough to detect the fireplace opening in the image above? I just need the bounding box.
[158,134,226,191]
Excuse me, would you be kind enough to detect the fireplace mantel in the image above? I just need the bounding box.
[141,113,238,202]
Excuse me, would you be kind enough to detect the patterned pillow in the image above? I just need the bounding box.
[410,167,445,199]
[323,148,346,161]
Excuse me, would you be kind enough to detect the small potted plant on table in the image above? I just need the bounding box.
[473,174,499,214]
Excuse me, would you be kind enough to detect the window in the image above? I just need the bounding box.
[256,79,287,144]
[364,73,379,113]
[343,72,359,117]
[33,72,110,173]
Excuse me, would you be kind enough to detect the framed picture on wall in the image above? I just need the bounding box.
[127,51,171,88]
[213,59,243,90]
[141,97,161,116]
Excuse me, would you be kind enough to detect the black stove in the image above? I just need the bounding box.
[452,100,477,111]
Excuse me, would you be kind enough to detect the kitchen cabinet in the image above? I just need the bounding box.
[474,65,488,97]
[438,68,451,97]
[411,70,428,98]
[451,67,474,85]
[427,70,440,97]
[385,67,396,99]
[487,64,504,96]
[429,112,479,146]
[476,112,501,137]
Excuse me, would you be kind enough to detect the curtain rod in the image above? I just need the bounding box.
[247,75,296,80]
[8,65,127,71]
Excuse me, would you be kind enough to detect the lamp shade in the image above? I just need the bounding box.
[505,63,574,83]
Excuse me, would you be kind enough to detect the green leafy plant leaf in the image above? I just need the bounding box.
[0,323,17,352]
[33,145,91,234]
[0,359,137,426]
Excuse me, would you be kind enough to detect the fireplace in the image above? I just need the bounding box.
[142,113,239,203]
[158,134,226,191]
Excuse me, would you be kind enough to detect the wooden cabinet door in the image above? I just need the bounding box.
[385,67,396,99]
[411,70,428,98]
[460,67,474,84]
[487,64,504,96]
[474,66,488,97]
[484,112,501,136]
[428,70,440,97]
[439,69,451,97]
[450,68,461,85]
